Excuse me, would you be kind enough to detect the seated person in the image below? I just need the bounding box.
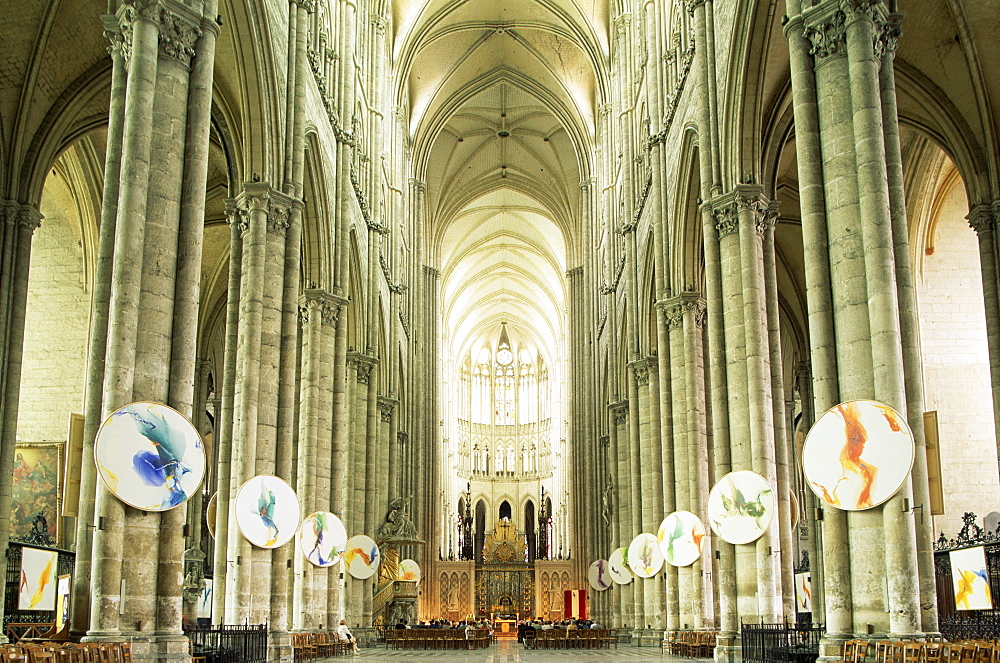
[336,619,360,655]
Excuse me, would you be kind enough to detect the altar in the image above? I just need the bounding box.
[493,615,518,638]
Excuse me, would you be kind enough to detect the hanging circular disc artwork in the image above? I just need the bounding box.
[707,470,774,545]
[95,402,206,511]
[344,535,381,580]
[657,511,706,567]
[627,533,664,578]
[803,399,915,511]
[589,559,611,591]
[235,475,300,549]
[206,493,218,539]
[397,559,421,582]
[298,511,348,568]
[608,548,633,584]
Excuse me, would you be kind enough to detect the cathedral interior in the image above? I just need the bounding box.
[2,0,1000,659]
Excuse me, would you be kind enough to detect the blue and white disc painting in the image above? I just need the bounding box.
[95,402,206,511]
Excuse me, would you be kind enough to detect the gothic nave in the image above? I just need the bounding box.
[2,0,1000,660]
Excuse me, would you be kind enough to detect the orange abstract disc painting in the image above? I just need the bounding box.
[803,399,914,511]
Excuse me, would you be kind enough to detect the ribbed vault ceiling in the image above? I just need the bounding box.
[395,0,605,366]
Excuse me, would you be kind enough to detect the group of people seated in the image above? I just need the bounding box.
[516,618,603,643]
[392,619,492,649]
[399,618,493,634]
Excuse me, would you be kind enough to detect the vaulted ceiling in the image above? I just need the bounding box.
[393,0,607,366]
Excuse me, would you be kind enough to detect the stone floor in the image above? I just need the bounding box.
[319,638,706,661]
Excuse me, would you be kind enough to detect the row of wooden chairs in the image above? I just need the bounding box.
[290,632,353,660]
[524,628,618,649]
[661,630,719,658]
[0,642,132,663]
[385,629,491,650]
[841,639,1000,663]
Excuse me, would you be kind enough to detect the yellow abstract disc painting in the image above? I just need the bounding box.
[344,535,381,579]
[397,559,421,582]
[803,399,914,511]
[627,533,664,578]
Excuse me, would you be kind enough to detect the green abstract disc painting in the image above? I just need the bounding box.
[608,547,633,584]
[657,511,705,567]
[627,532,664,578]
[707,470,774,545]
[235,475,301,549]
[95,402,206,512]
[298,511,348,568]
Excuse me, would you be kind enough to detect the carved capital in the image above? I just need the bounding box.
[16,207,42,233]
[158,9,201,66]
[628,359,650,387]
[710,185,771,238]
[296,0,317,11]
[397,431,409,445]
[377,395,398,422]
[803,10,847,60]
[348,352,379,385]
[662,302,684,329]
[968,204,996,236]
[609,400,629,424]
[874,11,902,59]
[301,289,345,328]
[121,0,162,25]
[685,0,706,15]
[267,204,290,235]
[795,361,812,382]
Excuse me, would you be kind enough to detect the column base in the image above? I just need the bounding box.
[151,632,190,663]
[714,631,741,663]
[634,629,663,647]
[268,630,292,663]
[818,634,851,662]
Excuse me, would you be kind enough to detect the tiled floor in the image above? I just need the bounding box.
[323,638,701,662]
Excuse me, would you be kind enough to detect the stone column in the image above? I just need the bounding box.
[680,295,709,628]
[212,200,242,621]
[784,0,846,643]
[73,19,127,635]
[652,301,678,630]
[0,205,42,641]
[761,205,795,619]
[970,204,1000,491]
[665,302,692,627]
[89,0,163,639]
[878,13,937,633]
[293,293,322,631]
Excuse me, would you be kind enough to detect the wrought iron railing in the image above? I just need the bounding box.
[741,621,825,663]
[934,512,1000,640]
[182,623,268,663]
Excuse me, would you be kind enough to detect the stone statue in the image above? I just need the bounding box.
[377,495,420,542]
[601,478,613,529]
